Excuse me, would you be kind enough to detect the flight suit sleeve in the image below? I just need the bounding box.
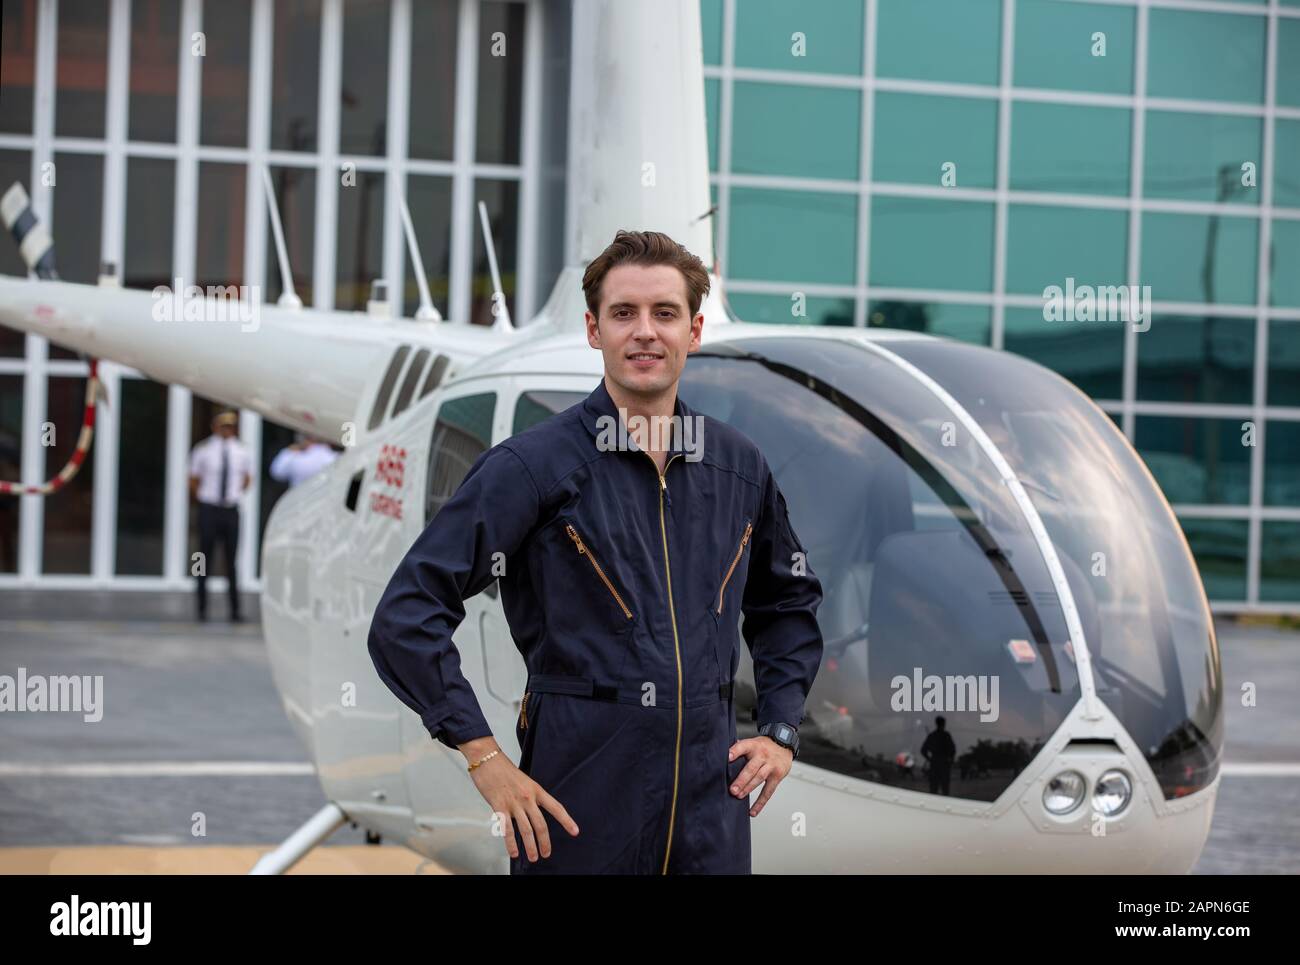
[367,443,541,751]
[740,454,824,731]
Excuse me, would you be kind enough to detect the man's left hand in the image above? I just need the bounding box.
[727,736,793,818]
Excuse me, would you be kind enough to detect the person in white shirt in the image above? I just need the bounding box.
[269,436,339,487]
[188,411,253,622]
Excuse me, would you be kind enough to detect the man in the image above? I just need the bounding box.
[922,715,957,796]
[188,410,252,622]
[269,435,339,487]
[368,229,824,874]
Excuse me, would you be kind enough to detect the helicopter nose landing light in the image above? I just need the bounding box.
[1093,769,1133,817]
[1043,770,1087,814]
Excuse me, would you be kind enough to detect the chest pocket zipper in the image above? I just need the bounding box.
[565,523,634,620]
[716,519,753,615]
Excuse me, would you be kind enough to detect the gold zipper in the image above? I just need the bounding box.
[716,520,753,614]
[566,524,634,620]
[519,691,530,730]
[646,449,684,875]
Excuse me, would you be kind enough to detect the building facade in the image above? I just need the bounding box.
[0,0,1297,610]
[0,0,569,592]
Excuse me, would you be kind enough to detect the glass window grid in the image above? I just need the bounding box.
[0,0,540,590]
[703,0,1300,611]
[0,0,1296,610]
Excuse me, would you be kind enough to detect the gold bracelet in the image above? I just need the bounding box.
[467,749,500,772]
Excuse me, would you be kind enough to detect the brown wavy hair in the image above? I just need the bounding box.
[582,229,710,320]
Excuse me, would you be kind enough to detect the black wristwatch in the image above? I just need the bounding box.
[758,722,800,759]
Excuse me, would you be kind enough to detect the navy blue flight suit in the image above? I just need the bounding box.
[367,375,824,874]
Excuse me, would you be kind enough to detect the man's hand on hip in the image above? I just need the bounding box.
[728,737,794,818]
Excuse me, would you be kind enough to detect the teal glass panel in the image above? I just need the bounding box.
[1265,421,1300,508]
[706,77,720,173]
[876,0,1001,85]
[728,186,858,284]
[866,300,991,344]
[1143,111,1262,205]
[1268,320,1300,407]
[1146,8,1265,105]
[1273,220,1300,308]
[1010,101,1131,196]
[732,81,860,181]
[1136,316,1254,405]
[1179,517,1248,601]
[1005,204,1128,294]
[1261,522,1300,604]
[734,0,864,75]
[1275,119,1300,207]
[874,92,998,188]
[1279,19,1300,109]
[728,291,855,326]
[701,0,722,65]
[1135,416,1252,505]
[1141,212,1258,306]
[868,197,995,292]
[1013,0,1136,95]
[1004,305,1122,399]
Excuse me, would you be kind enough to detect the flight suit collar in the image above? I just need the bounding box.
[580,374,694,456]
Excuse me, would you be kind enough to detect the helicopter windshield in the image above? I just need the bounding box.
[681,339,1084,802]
[888,339,1223,800]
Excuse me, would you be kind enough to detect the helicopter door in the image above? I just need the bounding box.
[477,376,596,717]
[394,382,511,834]
[317,382,436,817]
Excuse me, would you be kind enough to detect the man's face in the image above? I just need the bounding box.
[214,420,236,438]
[585,263,703,400]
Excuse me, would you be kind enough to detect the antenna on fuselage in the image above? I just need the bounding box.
[260,166,302,309]
[399,195,443,321]
[476,199,512,332]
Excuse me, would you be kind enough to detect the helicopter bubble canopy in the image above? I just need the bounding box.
[680,335,1220,803]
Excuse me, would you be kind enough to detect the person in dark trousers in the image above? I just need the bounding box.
[922,715,957,796]
[368,229,825,874]
[188,410,252,622]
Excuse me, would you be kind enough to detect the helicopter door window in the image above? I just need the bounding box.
[418,353,450,399]
[512,390,586,434]
[391,348,431,418]
[426,392,497,524]
[367,344,412,430]
[426,391,497,595]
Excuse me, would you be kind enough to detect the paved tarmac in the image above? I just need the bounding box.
[0,590,1296,874]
